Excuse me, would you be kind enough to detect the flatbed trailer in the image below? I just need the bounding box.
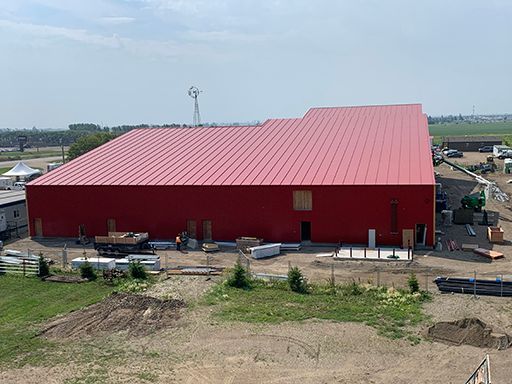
[94,232,155,256]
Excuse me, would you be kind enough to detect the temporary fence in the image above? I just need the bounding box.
[0,258,39,276]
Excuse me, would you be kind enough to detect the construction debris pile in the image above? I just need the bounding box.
[39,293,185,339]
[428,318,512,350]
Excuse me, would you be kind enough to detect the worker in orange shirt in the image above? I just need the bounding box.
[176,233,182,252]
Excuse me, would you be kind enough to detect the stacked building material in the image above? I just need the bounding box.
[473,248,504,260]
[435,276,512,297]
[71,257,115,270]
[465,224,476,236]
[249,243,281,259]
[445,239,461,251]
[236,237,263,253]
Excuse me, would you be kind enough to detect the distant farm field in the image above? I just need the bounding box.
[429,121,512,137]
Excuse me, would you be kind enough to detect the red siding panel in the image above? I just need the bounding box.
[27,185,434,246]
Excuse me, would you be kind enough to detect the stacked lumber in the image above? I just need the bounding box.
[445,239,461,251]
[236,237,263,253]
[473,248,504,260]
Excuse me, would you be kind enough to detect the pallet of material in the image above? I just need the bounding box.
[473,248,504,260]
[202,243,220,252]
[280,243,301,251]
[249,243,281,259]
[461,243,479,251]
[95,232,149,245]
[236,237,263,252]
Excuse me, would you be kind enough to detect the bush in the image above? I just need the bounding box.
[129,261,147,280]
[80,261,97,281]
[38,254,50,278]
[408,273,419,293]
[288,266,309,294]
[226,261,251,289]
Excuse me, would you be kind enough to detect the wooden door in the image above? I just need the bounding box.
[402,229,414,248]
[107,218,116,234]
[34,218,43,237]
[187,220,197,238]
[203,220,212,241]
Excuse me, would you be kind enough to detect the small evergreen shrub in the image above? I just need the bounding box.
[288,266,309,294]
[80,261,97,280]
[129,261,147,280]
[408,273,419,293]
[226,261,251,289]
[38,254,50,278]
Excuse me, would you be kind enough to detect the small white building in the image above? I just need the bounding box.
[0,191,27,239]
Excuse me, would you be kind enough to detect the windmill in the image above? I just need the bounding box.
[188,86,202,127]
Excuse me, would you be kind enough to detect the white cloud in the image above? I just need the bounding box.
[0,19,208,58]
[98,16,136,25]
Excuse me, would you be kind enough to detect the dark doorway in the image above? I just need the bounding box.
[415,224,426,246]
[300,221,311,241]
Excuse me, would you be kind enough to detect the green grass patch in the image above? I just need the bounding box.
[429,121,512,137]
[0,275,113,366]
[204,281,428,339]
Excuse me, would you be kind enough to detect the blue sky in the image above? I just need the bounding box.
[0,0,511,128]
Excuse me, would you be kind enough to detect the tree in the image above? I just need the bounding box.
[68,123,102,131]
[67,132,116,160]
[288,266,309,294]
[226,261,251,289]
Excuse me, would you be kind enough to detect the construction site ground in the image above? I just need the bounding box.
[3,151,512,383]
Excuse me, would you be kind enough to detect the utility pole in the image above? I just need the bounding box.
[60,138,65,164]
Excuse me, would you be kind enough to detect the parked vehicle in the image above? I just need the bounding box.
[442,148,456,155]
[0,177,13,190]
[12,182,26,190]
[447,150,463,158]
[498,150,512,159]
[94,231,155,256]
[478,146,494,153]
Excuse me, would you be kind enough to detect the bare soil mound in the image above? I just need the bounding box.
[40,292,185,339]
[427,318,512,350]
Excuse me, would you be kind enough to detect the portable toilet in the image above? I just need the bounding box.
[504,159,512,174]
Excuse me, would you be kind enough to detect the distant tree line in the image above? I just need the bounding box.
[0,129,87,147]
[0,120,261,149]
[428,114,464,124]
[68,123,105,131]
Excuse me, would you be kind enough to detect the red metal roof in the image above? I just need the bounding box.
[30,104,434,186]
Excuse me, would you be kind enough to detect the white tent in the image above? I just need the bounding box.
[2,162,41,177]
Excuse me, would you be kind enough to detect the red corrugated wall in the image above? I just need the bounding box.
[26,185,434,246]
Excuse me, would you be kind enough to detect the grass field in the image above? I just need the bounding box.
[205,280,427,340]
[0,275,113,366]
[429,121,512,137]
[0,148,64,162]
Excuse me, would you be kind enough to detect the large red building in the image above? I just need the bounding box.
[27,104,435,247]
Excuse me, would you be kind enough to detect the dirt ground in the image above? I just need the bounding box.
[3,151,512,383]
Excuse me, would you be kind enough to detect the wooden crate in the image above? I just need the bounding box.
[487,227,504,243]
